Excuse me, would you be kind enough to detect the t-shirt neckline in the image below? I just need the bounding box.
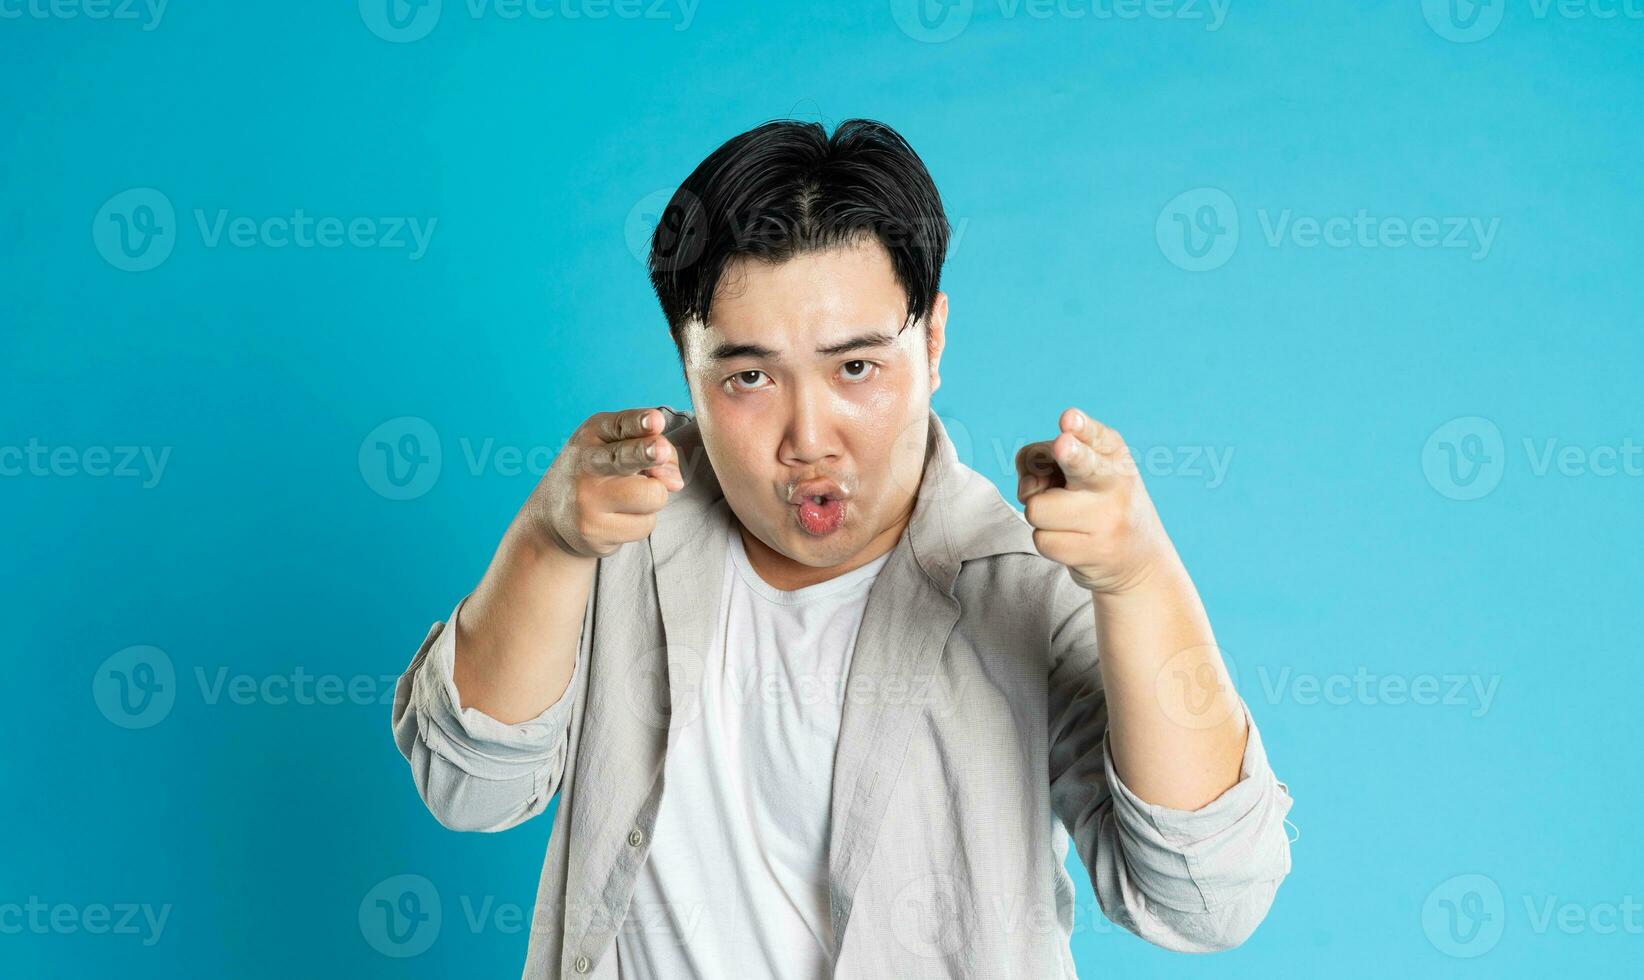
[725,518,892,606]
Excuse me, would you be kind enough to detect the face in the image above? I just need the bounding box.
[680,237,948,587]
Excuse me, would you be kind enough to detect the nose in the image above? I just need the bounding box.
[778,379,843,468]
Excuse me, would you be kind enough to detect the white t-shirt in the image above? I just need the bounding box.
[615,518,893,979]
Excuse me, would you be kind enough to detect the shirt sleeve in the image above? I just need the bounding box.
[1046,573,1294,952]
[390,592,586,833]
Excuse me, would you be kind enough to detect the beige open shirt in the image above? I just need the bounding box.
[392,407,1295,978]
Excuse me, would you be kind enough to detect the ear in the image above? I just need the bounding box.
[925,291,949,394]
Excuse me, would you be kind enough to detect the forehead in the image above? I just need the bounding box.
[685,239,909,361]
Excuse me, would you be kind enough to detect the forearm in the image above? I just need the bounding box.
[452,514,596,725]
[1091,556,1247,811]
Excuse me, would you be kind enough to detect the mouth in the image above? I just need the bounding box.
[788,480,845,504]
[788,480,849,537]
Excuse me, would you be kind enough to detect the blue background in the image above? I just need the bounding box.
[4,1,1641,976]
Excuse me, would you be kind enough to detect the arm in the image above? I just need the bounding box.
[1024,407,1294,949]
[390,406,684,832]
[1046,572,1293,952]
[390,586,591,833]
[452,515,596,726]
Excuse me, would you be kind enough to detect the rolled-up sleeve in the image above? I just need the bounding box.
[1047,579,1294,953]
[390,593,584,833]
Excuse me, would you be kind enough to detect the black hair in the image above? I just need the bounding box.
[648,118,950,357]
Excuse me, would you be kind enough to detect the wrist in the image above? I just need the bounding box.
[1087,550,1188,609]
[508,513,596,569]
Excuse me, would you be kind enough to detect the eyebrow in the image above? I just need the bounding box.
[708,331,900,363]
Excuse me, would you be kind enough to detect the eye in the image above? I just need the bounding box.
[840,359,878,382]
[726,369,770,393]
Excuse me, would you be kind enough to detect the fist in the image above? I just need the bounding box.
[1015,408,1173,595]
[527,407,685,559]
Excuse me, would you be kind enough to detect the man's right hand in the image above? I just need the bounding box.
[529,407,687,560]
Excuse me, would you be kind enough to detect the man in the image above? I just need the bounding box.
[392,118,1293,978]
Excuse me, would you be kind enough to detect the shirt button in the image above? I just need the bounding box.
[627,829,645,847]
[573,954,590,973]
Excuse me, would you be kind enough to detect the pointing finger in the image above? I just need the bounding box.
[1061,408,1124,455]
[592,408,661,445]
[589,435,671,477]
